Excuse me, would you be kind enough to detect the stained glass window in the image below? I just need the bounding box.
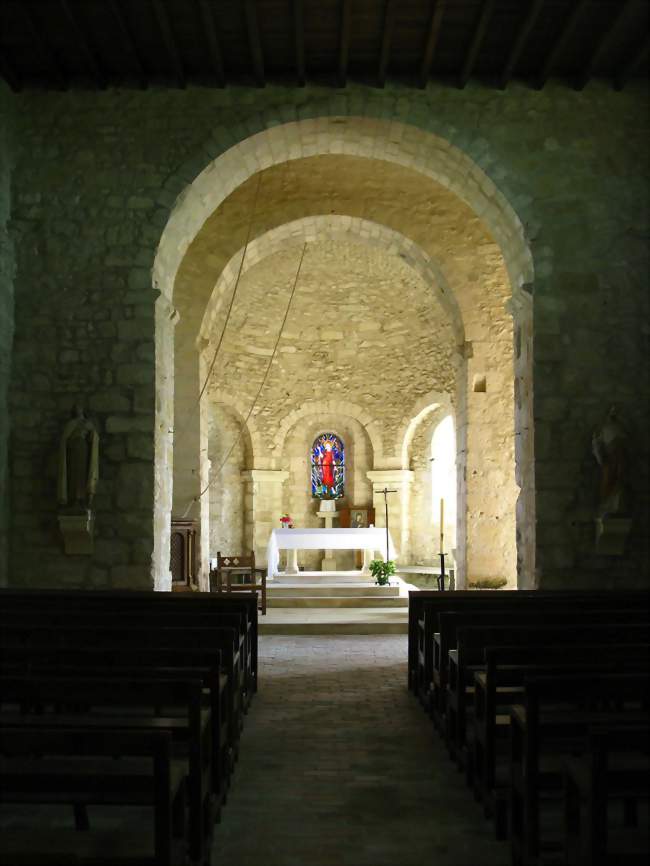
[311,432,345,499]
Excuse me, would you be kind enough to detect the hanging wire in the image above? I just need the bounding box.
[175,171,263,449]
[190,241,308,509]
[177,173,263,519]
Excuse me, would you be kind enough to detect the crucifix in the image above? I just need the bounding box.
[380,487,397,563]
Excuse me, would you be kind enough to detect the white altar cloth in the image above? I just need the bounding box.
[266,527,396,576]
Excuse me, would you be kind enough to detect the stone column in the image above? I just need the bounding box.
[153,296,179,592]
[366,470,414,564]
[241,469,289,570]
[316,499,338,572]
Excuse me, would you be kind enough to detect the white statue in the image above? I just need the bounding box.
[591,406,627,518]
[57,403,99,511]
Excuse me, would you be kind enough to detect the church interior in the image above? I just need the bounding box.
[0,1,648,865]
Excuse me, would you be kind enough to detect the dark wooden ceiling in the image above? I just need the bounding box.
[0,0,648,93]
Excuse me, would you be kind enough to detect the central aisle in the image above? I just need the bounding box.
[212,636,508,866]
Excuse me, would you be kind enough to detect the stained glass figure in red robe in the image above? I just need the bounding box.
[311,432,344,499]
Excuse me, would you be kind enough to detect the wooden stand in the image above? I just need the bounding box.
[170,518,198,589]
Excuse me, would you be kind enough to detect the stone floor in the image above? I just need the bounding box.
[212,635,508,866]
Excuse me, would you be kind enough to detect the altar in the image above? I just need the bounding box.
[266,527,397,577]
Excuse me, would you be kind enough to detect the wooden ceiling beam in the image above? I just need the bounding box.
[244,0,265,87]
[459,0,495,88]
[293,0,306,86]
[60,0,107,88]
[152,0,186,88]
[377,0,397,88]
[197,0,225,87]
[418,0,447,88]
[22,2,67,89]
[537,0,589,89]
[338,0,352,87]
[499,0,544,89]
[108,0,147,88]
[576,0,636,91]
[615,33,649,90]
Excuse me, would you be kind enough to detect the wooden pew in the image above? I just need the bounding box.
[437,612,649,732]
[443,617,650,759]
[0,588,260,695]
[0,589,261,864]
[0,623,244,748]
[0,726,187,866]
[408,590,649,699]
[0,673,213,866]
[563,724,650,866]
[0,605,254,713]
[509,673,650,866]
[1,654,231,808]
[472,642,650,830]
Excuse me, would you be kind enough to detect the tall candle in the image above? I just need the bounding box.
[440,498,444,551]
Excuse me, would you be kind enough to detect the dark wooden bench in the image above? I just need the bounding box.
[0,726,187,866]
[0,673,213,865]
[0,589,259,694]
[0,622,244,749]
[437,611,649,732]
[443,618,650,761]
[563,724,650,866]
[471,642,650,831]
[0,605,254,713]
[509,672,650,866]
[1,656,231,808]
[409,590,649,700]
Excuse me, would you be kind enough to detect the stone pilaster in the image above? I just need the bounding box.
[241,469,289,567]
[366,470,414,564]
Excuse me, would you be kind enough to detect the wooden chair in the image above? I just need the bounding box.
[212,551,267,616]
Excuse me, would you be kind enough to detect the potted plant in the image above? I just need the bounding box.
[369,559,396,586]
[280,514,293,529]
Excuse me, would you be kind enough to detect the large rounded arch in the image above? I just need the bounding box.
[152,115,535,590]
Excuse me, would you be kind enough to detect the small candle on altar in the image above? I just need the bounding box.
[440,498,444,550]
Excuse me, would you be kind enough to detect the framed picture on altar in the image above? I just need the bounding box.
[342,506,375,529]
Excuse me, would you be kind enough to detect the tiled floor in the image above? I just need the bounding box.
[212,636,508,866]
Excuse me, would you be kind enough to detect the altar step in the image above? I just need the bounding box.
[271,570,374,585]
[268,583,400,598]
[260,576,410,635]
[267,594,408,608]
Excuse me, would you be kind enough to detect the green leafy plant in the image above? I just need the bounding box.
[369,559,396,586]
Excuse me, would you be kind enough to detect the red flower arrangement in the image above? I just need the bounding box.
[280,514,293,528]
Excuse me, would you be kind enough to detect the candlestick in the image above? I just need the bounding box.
[440,497,444,550]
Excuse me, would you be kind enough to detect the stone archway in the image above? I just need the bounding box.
[152,116,534,590]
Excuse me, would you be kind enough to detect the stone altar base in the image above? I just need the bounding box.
[260,572,410,635]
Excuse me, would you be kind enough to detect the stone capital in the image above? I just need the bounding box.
[366,470,415,489]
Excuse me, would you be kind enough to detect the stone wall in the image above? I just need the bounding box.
[204,238,456,453]
[208,402,247,559]
[0,83,15,584]
[5,82,649,589]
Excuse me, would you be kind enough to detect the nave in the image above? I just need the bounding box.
[212,635,508,866]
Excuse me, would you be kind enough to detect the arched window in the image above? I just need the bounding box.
[431,415,456,546]
[311,432,345,499]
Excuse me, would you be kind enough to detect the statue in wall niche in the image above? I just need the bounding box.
[57,403,100,513]
[591,406,628,519]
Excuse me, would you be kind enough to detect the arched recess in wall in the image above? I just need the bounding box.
[280,410,375,573]
[152,115,535,591]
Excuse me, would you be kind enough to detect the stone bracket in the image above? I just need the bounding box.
[58,511,95,555]
[595,517,632,556]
